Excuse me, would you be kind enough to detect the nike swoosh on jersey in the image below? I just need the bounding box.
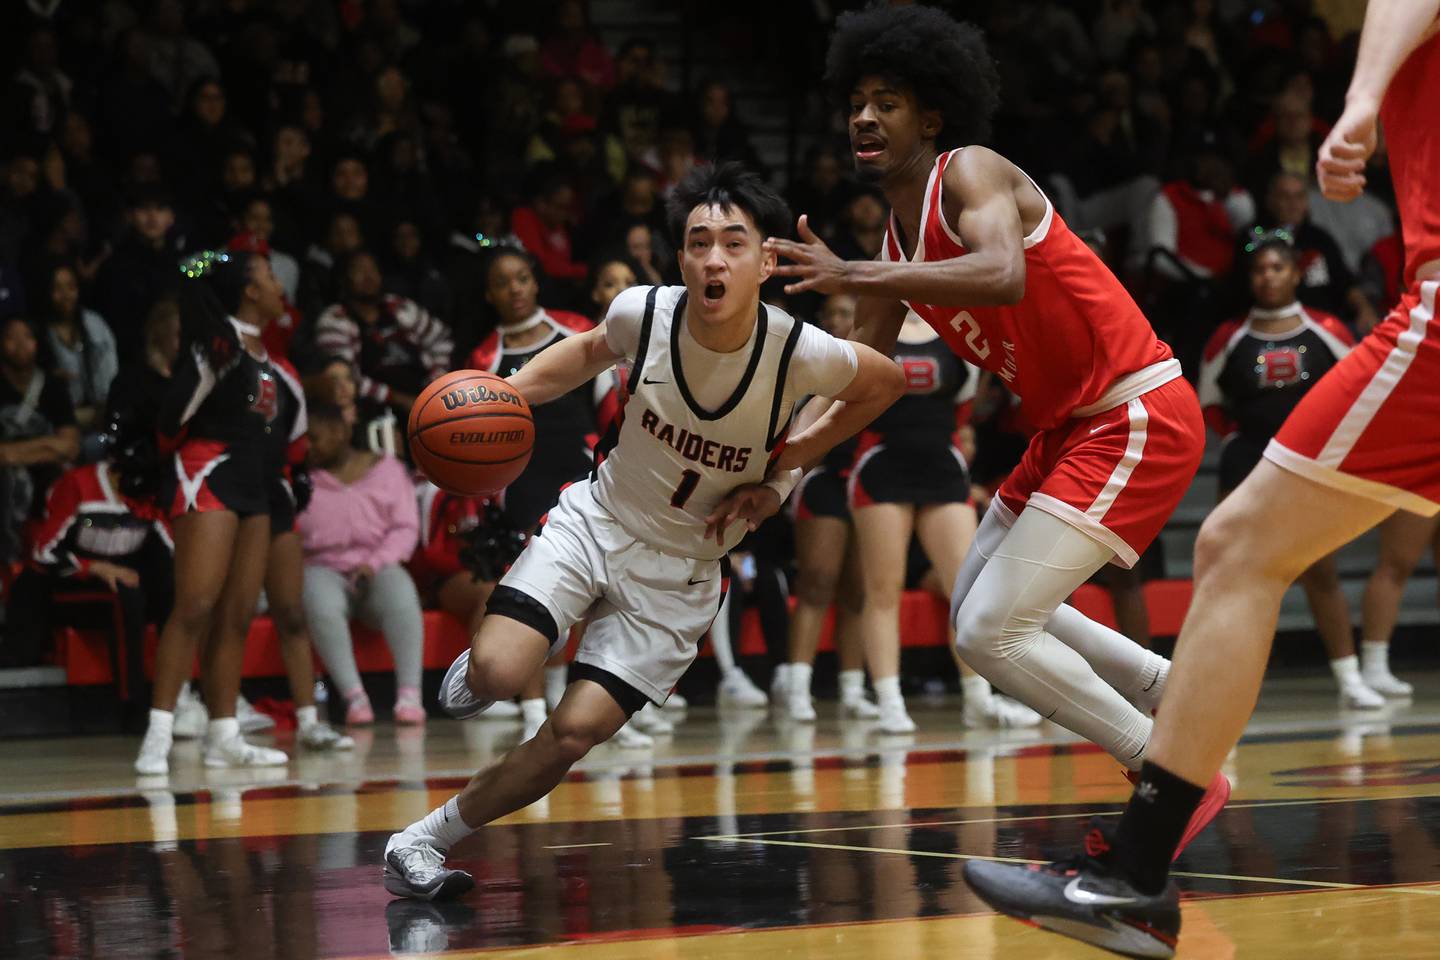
[1063,877,1138,907]
[687,577,711,585]
[642,376,668,385]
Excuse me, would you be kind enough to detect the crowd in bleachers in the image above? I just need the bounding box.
[0,1,1426,743]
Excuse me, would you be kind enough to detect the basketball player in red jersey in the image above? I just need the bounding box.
[960,2,1440,956]
[769,2,1226,856]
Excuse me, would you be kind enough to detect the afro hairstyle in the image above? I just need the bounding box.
[666,161,792,244]
[825,3,1000,149]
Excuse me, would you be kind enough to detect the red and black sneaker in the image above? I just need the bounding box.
[962,820,1181,959]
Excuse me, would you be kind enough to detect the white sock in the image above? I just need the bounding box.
[710,591,737,673]
[520,697,547,722]
[789,663,813,698]
[961,672,993,705]
[148,708,174,738]
[874,675,903,711]
[295,705,319,730]
[545,665,568,706]
[1330,654,1364,688]
[1360,641,1391,675]
[208,716,240,744]
[838,669,866,702]
[407,796,472,851]
[773,663,792,688]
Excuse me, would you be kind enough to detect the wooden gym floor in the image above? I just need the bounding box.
[4,675,1440,958]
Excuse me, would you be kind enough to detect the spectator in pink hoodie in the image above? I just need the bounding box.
[299,401,425,725]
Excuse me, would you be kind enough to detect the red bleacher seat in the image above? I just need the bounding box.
[53,581,1197,686]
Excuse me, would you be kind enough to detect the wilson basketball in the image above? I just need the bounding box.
[408,370,534,496]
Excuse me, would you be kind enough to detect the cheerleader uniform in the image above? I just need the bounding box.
[849,332,977,508]
[266,358,309,535]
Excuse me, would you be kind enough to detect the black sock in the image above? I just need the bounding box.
[1111,761,1206,894]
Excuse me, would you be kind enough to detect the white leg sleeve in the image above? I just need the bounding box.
[948,499,1011,626]
[710,589,737,674]
[952,507,1152,768]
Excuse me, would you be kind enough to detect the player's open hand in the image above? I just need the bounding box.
[1316,100,1378,202]
[703,484,781,544]
[764,215,851,295]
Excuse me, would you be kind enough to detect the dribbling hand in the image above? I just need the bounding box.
[764,215,852,295]
[1316,100,1378,203]
[703,484,781,545]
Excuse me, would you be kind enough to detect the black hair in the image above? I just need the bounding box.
[1244,227,1300,266]
[825,3,1000,148]
[665,161,792,244]
[207,250,260,316]
[484,245,536,283]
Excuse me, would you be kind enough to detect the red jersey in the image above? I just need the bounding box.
[881,148,1179,429]
[1381,32,1440,286]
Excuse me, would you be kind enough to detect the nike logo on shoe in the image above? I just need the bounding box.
[1063,877,1138,906]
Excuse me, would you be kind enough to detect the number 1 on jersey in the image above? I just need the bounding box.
[670,469,701,508]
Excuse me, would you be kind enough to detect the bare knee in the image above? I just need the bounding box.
[1298,560,1340,595]
[270,601,308,641]
[543,712,613,766]
[1194,503,1301,585]
[168,591,218,639]
[466,646,536,701]
[794,565,841,607]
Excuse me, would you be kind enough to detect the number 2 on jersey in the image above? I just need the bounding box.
[670,469,701,508]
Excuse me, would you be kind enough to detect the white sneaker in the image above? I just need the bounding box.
[786,688,817,723]
[630,702,674,734]
[438,650,492,720]
[173,685,208,740]
[483,699,521,719]
[612,719,654,748]
[1340,682,1386,710]
[663,692,689,711]
[769,667,790,705]
[963,694,1045,729]
[383,834,475,901]
[236,695,276,733]
[718,668,768,708]
[1363,669,1414,698]
[298,722,355,751]
[840,695,881,719]
[876,699,916,734]
[204,735,289,768]
[135,724,173,776]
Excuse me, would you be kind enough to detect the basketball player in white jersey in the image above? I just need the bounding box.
[383,163,906,901]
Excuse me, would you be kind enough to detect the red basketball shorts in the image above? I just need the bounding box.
[1267,280,1440,516]
[996,376,1205,568]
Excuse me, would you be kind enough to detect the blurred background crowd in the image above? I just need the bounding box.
[0,0,1423,734]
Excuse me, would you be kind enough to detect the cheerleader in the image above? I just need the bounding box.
[134,251,290,775]
[1198,231,1379,709]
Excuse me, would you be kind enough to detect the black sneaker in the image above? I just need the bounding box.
[962,820,1180,959]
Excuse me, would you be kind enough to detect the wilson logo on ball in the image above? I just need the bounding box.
[441,385,524,411]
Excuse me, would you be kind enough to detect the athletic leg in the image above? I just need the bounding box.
[851,502,916,733]
[833,540,875,716]
[1359,512,1433,695]
[1298,553,1382,708]
[785,514,849,720]
[953,507,1154,767]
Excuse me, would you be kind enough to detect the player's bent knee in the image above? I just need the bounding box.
[1194,504,1298,583]
[953,598,1006,667]
[465,648,531,702]
[544,714,610,766]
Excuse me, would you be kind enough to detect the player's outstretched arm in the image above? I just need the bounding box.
[774,342,905,472]
[1318,0,1440,202]
[504,324,624,406]
[764,149,1025,306]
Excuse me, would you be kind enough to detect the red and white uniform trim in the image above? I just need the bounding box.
[1267,280,1440,516]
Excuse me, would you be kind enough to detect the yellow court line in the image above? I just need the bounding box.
[697,834,1440,893]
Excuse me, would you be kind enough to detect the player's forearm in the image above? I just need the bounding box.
[1346,0,1440,106]
[505,328,619,406]
[841,253,1025,307]
[786,349,906,469]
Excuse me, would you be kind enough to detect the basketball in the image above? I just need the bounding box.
[408,370,534,496]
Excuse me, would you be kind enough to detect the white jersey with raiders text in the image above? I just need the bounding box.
[595,285,857,560]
